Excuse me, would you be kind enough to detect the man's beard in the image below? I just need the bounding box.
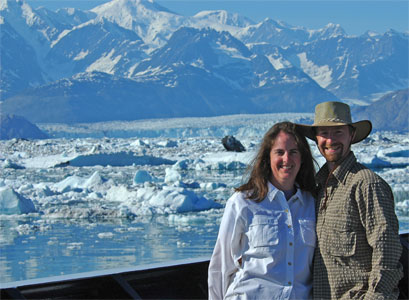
[321,143,347,164]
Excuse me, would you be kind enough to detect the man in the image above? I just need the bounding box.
[297,101,403,300]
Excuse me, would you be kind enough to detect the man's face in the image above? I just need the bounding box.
[315,125,354,166]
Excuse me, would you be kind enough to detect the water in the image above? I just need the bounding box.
[0,213,222,283]
[0,165,235,283]
[1,187,408,284]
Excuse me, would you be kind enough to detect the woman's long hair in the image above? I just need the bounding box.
[236,121,317,202]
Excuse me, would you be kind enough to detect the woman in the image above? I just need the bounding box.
[208,122,317,300]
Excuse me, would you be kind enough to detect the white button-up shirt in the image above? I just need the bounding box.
[208,182,316,300]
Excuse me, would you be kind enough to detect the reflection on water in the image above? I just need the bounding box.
[0,210,223,283]
[1,210,408,283]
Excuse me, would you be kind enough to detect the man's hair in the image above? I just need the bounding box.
[236,121,317,202]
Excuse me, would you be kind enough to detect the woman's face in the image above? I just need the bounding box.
[269,131,302,191]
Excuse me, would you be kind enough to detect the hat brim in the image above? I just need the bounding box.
[296,120,372,144]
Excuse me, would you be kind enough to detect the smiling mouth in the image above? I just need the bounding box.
[281,165,293,170]
[325,145,340,152]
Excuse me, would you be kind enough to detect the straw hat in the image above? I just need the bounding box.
[296,101,372,144]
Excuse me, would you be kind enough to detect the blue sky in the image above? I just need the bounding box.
[27,0,409,36]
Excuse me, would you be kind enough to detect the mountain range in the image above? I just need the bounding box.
[0,0,408,124]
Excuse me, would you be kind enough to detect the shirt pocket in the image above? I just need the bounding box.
[324,228,356,257]
[248,215,279,248]
[299,219,316,248]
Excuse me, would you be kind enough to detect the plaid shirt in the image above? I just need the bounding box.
[313,151,403,300]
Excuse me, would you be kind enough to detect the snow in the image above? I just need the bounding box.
[266,54,292,70]
[86,49,122,74]
[90,0,185,48]
[73,50,89,60]
[297,52,333,88]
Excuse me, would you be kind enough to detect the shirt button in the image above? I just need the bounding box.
[285,209,289,213]
[288,262,292,266]
[288,281,292,285]
[288,224,292,228]
[289,242,293,246]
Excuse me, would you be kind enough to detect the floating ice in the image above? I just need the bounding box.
[364,155,393,168]
[356,144,409,169]
[0,187,36,215]
[97,232,114,239]
[175,181,201,189]
[165,167,182,183]
[2,159,24,169]
[106,185,222,215]
[173,159,197,170]
[168,214,208,225]
[200,182,227,190]
[148,187,222,213]
[53,171,106,193]
[396,200,409,212]
[58,152,176,167]
[130,139,148,147]
[133,170,155,184]
[33,183,55,197]
[198,151,252,170]
[106,185,139,203]
[67,242,83,250]
[157,140,178,148]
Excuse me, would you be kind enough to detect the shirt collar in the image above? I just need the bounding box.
[267,181,304,205]
[316,151,357,186]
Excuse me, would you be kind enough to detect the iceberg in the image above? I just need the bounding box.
[56,152,176,167]
[0,187,36,215]
[133,170,155,184]
[53,171,106,193]
[149,187,222,213]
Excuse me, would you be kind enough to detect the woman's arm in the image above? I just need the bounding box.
[208,194,245,299]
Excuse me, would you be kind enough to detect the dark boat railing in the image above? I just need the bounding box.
[1,231,408,299]
[1,256,211,299]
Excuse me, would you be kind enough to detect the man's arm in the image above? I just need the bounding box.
[358,180,403,300]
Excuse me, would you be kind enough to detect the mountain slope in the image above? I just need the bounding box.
[251,30,409,100]
[0,114,49,139]
[46,18,147,78]
[0,19,45,99]
[0,71,248,123]
[352,88,409,132]
[91,0,184,48]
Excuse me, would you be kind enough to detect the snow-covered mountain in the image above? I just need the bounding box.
[236,19,345,47]
[274,29,408,100]
[90,0,185,49]
[46,18,148,78]
[1,0,408,123]
[2,28,337,123]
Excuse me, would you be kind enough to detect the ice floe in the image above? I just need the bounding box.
[0,187,36,215]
